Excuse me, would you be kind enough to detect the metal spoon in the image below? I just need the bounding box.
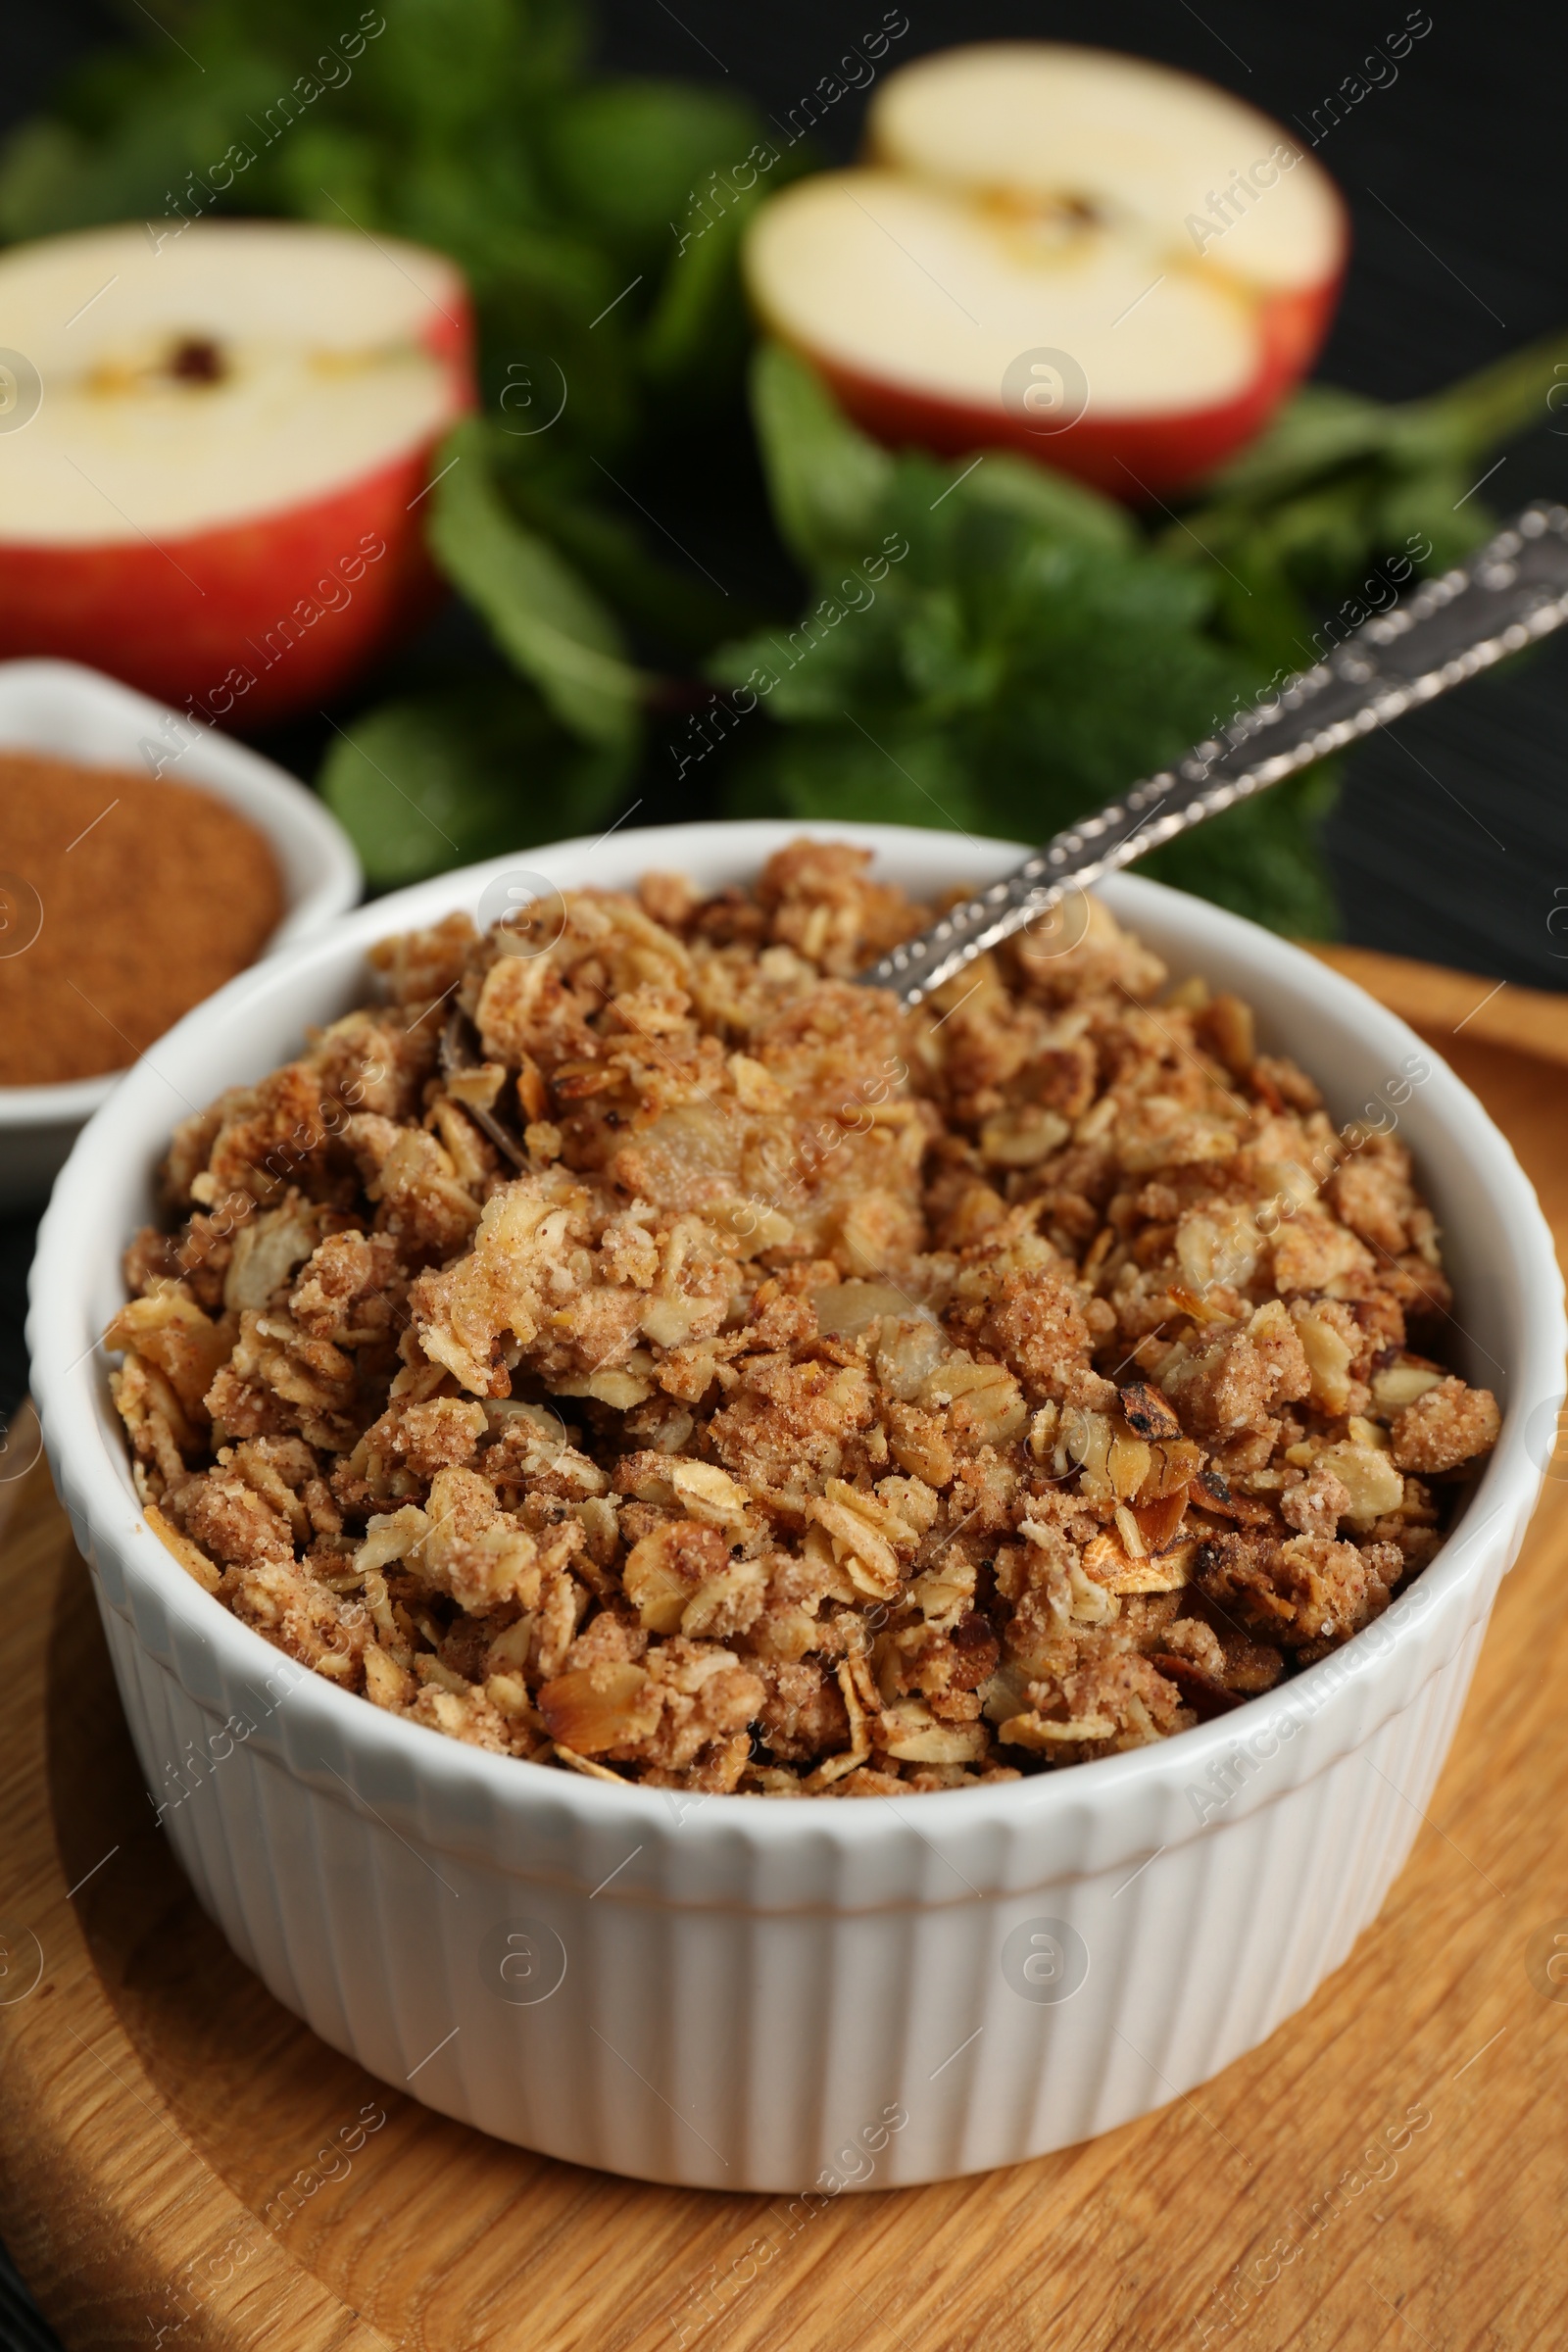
[858,501,1568,1007]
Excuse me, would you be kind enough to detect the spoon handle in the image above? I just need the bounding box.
[858,501,1568,1005]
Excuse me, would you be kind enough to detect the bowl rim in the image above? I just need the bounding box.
[29,818,1564,1850]
[0,656,362,1127]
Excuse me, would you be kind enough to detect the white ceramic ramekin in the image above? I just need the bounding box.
[0,658,362,1208]
[28,821,1565,2193]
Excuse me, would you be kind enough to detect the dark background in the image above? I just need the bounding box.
[2,2,1564,2342]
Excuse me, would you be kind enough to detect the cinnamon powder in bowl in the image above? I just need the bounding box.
[0,749,284,1086]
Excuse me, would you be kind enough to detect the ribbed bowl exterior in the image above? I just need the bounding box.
[32,822,1563,2191]
[86,1574,1489,2190]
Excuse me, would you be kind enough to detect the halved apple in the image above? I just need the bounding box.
[745,44,1347,498]
[0,220,474,724]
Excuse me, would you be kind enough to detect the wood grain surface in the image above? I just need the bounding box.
[2,948,1567,2352]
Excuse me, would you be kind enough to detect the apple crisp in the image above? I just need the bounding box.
[106,841,1499,1795]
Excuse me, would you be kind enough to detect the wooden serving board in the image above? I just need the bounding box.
[4,947,1568,2352]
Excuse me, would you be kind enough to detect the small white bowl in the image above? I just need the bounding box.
[28,821,1565,2191]
[0,658,361,1208]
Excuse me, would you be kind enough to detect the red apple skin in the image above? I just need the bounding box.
[763,173,1351,499]
[0,293,475,727]
[799,263,1344,502]
[0,445,450,728]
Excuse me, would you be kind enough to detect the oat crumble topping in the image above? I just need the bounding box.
[105,841,1500,1795]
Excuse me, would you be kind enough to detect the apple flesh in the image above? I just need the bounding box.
[0,220,473,725]
[745,44,1347,499]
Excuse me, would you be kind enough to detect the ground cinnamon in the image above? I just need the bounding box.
[0,751,284,1086]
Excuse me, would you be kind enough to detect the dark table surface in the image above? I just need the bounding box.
[2,4,1565,2345]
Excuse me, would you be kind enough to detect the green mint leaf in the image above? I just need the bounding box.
[425,419,645,748]
[949,449,1133,552]
[541,80,764,258]
[318,682,632,886]
[750,341,895,568]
